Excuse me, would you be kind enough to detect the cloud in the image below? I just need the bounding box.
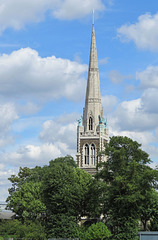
[107,94,158,162]
[0,0,105,33]
[0,103,18,148]
[0,48,87,102]
[0,165,17,202]
[0,116,78,169]
[108,70,132,84]
[52,0,105,20]
[136,65,158,89]
[117,12,158,51]
[1,143,62,168]
[141,88,158,114]
[17,102,41,115]
[0,0,51,33]
[0,112,78,168]
[112,98,158,132]
[110,129,155,149]
[0,113,78,202]
[102,95,118,114]
[39,119,77,150]
[54,112,80,124]
[110,128,157,159]
[99,57,109,65]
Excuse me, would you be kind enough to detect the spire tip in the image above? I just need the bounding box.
[93,9,94,25]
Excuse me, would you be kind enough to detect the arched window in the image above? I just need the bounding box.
[85,144,89,165]
[89,117,93,130]
[91,144,95,165]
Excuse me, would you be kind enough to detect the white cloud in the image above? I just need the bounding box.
[117,12,158,51]
[0,0,105,33]
[0,113,78,201]
[112,98,158,132]
[110,129,155,147]
[53,0,105,20]
[39,119,77,150]
[136,65,158,89]
[109,128,157,159]
[17,102,41,116]
[107,96,158,163]
[0,103,18,148]
[0,48,87,102]
[0,112,78,169]
[0,166,17,202]
[141,88,158,114]
[0,0,51,33]
[102,95,118,114]
[1,143,61,168]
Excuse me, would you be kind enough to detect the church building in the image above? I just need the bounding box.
[76,24,109,174]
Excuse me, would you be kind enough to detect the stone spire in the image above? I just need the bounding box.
[76,24,108,173]
[83,24,103,132]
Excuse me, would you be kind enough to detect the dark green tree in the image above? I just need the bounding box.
[96,136,158,240]
[139,189,158,230]
[42,157,93,238]
[0,219,47,239]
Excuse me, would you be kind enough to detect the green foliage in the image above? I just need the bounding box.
[0,219,47,239]
[46,214,79,238]
[42,158,92,220]
[4,146,158,239]
[6,155,93,238]
[50,155,77,168]
[109,217,139,240]
[85,179,107,219]
[97,136,158,239]
[42,157,93,237]
[84,222,111,240]
[6,166,46,222]
[139,189,158,230]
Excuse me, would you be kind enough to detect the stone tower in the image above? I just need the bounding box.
[76,24,109,174]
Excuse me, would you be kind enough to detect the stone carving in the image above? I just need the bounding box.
[99,115,103,124]
[104,118,108,128]
[77,116,83,126]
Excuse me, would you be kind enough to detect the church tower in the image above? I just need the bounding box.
[76,24,109,174]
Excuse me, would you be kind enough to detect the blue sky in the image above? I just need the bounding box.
[1,0,158,201]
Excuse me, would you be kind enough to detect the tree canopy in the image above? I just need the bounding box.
[2,137,158,240]
[96,136,158,239]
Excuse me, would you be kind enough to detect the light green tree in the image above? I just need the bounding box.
[6,166,46,222]
[85,222,111,240]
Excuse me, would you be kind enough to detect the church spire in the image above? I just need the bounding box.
[76,23,108,174]
[83,24,103,132]
[86,24,101,100]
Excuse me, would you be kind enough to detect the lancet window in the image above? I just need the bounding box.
[91,144,95,165]
[84,144,89,165]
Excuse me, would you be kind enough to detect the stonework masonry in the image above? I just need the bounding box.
[76,24,109,175]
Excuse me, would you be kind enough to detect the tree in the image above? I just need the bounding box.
[6,166,46,222]
[96,136,158,240]
[139,189,158,230]
[42,157,93,237]
[0,219,47,239]
[6,156,94,238]
[84,222,111,240]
